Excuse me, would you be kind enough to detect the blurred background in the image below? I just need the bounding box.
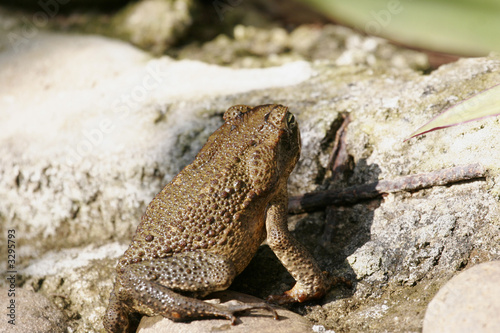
[1,0,500,68]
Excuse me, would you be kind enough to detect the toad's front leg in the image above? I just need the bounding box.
[104,252,277,333]
[265,186,331,304]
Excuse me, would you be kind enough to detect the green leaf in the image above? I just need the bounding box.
[296,0,500,56]
[407,83,500,139]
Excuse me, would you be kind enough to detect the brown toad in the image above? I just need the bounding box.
[104,104,330,332]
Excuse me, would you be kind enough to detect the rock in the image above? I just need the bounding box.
[423,261,500,333]
[137,291,312,333]
[21,251,119,332]
[176,24,428,69]
[0,287,68,333]
[110,0,195,54]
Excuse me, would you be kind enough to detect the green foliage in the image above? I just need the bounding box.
[296,0,500,56]
[407,83,500,139]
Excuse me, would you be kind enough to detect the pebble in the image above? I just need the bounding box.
[423,261,500,333]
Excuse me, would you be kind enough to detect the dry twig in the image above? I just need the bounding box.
[289,163,486,214]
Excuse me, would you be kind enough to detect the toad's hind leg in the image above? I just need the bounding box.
[105,252,276,333]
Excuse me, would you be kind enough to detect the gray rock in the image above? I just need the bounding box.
[178,24,428,69]
[110,0,195,54]
[0,287,68,333]
[137,291,312,333]
[423,261,500,333]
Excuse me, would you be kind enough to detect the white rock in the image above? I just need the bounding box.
[423,261,500,333]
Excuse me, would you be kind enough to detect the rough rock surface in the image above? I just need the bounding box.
[423,261,500,333]
[1,21,499,333]
[0,287,68,333]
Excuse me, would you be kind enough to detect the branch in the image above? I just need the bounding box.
[288,163,486,214]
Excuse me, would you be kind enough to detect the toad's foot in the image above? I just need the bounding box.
[267,272,352,305]
[267,282,327,305]
[218,300,279,324]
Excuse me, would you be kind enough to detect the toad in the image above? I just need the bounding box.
[104,104,331,332]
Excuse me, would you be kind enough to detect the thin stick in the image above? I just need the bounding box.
[288,163,486,214]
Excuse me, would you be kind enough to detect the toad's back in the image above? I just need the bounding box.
[117,104,296,275]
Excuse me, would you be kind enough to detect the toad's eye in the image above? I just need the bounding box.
[286,113,296,129]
